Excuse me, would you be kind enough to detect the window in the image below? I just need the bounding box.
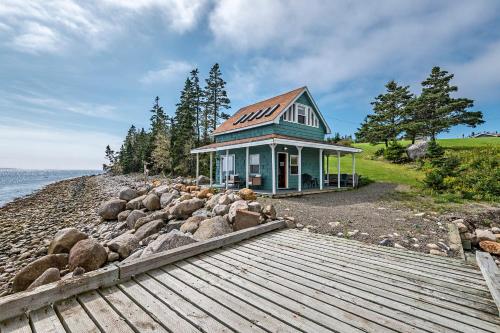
[221,155,234,174]
[297,105,306,124]
[249,154,260,174]
[290,155,299,175]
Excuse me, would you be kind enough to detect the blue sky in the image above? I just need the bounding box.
[0,0,499,169]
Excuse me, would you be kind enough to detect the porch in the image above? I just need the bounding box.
[191,134,362,195]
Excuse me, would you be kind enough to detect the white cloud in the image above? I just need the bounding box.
[10,22,63,54]
[0,124,122,169]
[140,60,193,84]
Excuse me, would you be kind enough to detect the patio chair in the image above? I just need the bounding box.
[228,174,241,189]
[302,173,313,188]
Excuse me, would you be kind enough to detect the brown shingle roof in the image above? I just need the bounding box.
[213,86,305,135]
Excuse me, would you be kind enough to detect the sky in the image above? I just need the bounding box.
[0,0,499,169]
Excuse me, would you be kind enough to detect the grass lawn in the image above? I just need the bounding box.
[326,137,499,187]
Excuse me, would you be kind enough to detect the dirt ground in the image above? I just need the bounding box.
[260,183,458,255]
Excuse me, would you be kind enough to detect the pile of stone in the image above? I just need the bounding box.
[452,218,500,264]
[11,179,279,293]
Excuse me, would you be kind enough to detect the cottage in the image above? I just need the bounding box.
[191,86,362,195]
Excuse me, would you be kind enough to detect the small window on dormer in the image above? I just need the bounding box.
[297,105,306,124]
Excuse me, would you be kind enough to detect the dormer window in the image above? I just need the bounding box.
[282,103,319,128]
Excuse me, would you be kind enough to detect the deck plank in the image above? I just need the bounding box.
[29,306,65,333]
[0,315,32,333]
[54,297,99,333]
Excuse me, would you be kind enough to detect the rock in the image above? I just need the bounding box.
[426,243,440,250]
[180,216,206,234]
[107,252,119,262]
[185,185,199,193]
[170,198,205,219]
[218,194,232,206]
[491,227,500,234]
[456,222,468,233]
[165,221,184,233]
[27,268,60,290]
[406,141,428,160]
[134,219,164,241]
[213,204,230,216]
[476,229,496,242]
[119,188,139,201]
[68,239,107,272]
[206,193,222,209]
[193,216,233,240]
[234,210,261,231]
[228,200,249,223]
[126,210,147,229]
[98,199,127,220]
[179,193,193,201]
[142,193,161,211]
[452,218,464,225]
[126,195,147,210]
[285,219,296,228]
[461,240,472,250]
[12,254,68,292]
[192,208,210,218]
[394,243,406,250]
[141,230,197,257]
[197,175,210,185]
[248,202,262,213]
[48,228,88,254]
[196,188,211,199]
[73,266,85,276]
[108,233,139,259]
[262,205,277,220]
[438,242,450,252]
[238,188,257,201]
[379,239,393,247]
[479,241,500,255]
[429,249,447,257]
[135,210,169,229]
[117,210,131,222]
[153,184,170,195]
[160,192,179,208]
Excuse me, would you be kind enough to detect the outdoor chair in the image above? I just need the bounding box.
[228,174,241,189]
[302,173,313,188]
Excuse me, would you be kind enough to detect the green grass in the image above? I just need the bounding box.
[326,137,499,187]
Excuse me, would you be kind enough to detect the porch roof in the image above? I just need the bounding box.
[190,134,362,154]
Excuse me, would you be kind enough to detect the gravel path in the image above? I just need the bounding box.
[260,183,454,254]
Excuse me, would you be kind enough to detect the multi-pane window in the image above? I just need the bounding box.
[297,105,306,124]
[290,155,299,175]
[221,155,234,174]
[249,154,260,174]
[283,103,319,128]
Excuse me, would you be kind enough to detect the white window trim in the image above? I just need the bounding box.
[290,154,299,175]
[283,103,319,128]
[249,153,260,175]
[220,154,235,182]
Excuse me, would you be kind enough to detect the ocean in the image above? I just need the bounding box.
[0,169,102,207]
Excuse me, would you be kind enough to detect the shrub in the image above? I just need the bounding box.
[374,148,385,157]
[384,142,407,163]
[426,140,444,159]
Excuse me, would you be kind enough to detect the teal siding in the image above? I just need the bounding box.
[215,125,274,143]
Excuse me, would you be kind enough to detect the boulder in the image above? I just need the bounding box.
[119,188,139,201]
[68,239,107,272]
[134,219,164,241]
[206,193,222,209]
[108,233,139,259]
[12,254,68,292]
[238,188,256,201]
[165,220,184,233]
[197,175,210,185]
[135,210,169,229]
[406,141,429,160]
[197,188,212,199]
[98,199,127,220]
[248,202,262,213]
[180,216,206,234]
[179,194,193,201]
[193,216,233,240]
[186,185,199,193]
[27,268,61,290]
[143,193,161,211]
[126,195,146,210]
[192,208,211,218]
[160,192,179,208]
[141,230,197,257]
[476,229,496,242]
[117,210,131,222]
[48,228,88,254]
[107,252,119,262]
[126,210,147,229]
[262,204,277,220]
[170,198,205,219]
[455,222,468,233]
[153,184,170,196]
[213,204,230,216]
[228,200,249,223]
[491,227,500,234]
[479,241,500,255]
[234,210,261,231]
[218,194,232,206]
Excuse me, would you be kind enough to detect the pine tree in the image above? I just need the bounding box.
[412,67,483,141]
[189,69,203,145]
[202,63,230,142]
[151,129,171,174]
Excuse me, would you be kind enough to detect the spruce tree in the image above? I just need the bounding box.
[189,69,202,145]
[412,67,483,141]
[202,63,230,142]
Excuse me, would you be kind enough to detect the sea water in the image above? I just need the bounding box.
[0,169,102,207]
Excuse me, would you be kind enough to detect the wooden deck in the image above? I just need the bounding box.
[1,228,500,333]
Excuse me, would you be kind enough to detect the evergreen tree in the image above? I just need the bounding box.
[151,129,171,174]
[189,69,203,145]
[412,67,483,141]
[202,63,230,142]
[118,125,137,173]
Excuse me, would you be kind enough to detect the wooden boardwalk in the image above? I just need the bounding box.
[1,228,500,333]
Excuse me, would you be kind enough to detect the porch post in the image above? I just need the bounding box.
[270,144,276,195]
[195,153,199,186]
[337,150,341,188]
[297,146,303,192]
[225,149,229,190]
[326,153,330,186]
[245,146,250,188]
[319,149,324,190]
[209,152,213,187]
[352,153,356,188]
